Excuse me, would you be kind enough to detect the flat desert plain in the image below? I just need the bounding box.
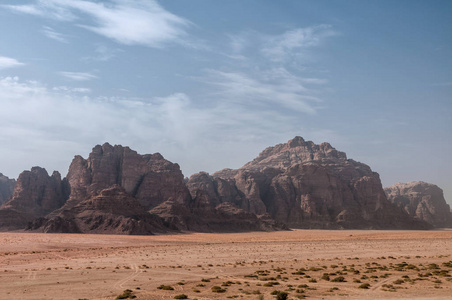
[1,230,452,300]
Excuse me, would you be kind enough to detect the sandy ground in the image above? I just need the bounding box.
[0,229,451,300]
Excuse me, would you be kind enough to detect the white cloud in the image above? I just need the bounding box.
[4,0,192,48]
[42,26,68,43]
[82,44,122,62]
[228,26,336,64]
[203,68,323,115]
[1,4,44,16]
[0,56,25,70]
[261,25,336,62]
[60,71,98,81]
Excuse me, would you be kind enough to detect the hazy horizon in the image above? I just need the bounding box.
[0,1,451,204]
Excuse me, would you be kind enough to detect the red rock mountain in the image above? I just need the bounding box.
[0,173,15,205]
[0,167,68,230]
[188,137,430,229]
[385,182,452,228]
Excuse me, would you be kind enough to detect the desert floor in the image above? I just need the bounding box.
[0,230,451,300]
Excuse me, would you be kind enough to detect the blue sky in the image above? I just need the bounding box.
[0,0,451,203]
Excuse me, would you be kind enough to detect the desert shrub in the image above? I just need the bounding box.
[308,278,317,283]
[174,295,188,299]
[331,276,345,282]
[211,286,226,293]
[276,291,288,300]
[393,279,404,285]
[321,273,330,281]
[358,283,370,289]
[201,278,210,282]
[157,285,174,290]
[116,289,135,299]
[263,281,279,287]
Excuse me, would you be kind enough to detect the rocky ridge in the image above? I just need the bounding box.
[385,182,452,228]
[0,137,445,233]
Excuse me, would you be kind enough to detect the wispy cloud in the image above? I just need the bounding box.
[59,71,98,81]
[204,68,322,114]
[0,76,313,177]
[0,56,25,70]
[42,26,68,43]
[3,0,192,48]
[82,44,122,62]
[227,25,336,64]
[261,25,336,62]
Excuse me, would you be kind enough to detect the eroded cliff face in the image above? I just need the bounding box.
[0,173,15,205]
[385,182,452,228]
[0,167,68,230]
[33,143,282,233]
[188,137,429,229]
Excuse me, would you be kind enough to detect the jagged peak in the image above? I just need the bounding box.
[30,166,49,176]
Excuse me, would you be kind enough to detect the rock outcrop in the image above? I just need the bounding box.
[29,185,168,235]
[188,137,429,229]
[0,167,68,230]
[0,173,15,205]
[385,182,452,228]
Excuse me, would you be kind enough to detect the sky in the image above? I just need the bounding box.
[0,0,451,204]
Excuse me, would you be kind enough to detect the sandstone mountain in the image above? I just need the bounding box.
[0,173,15,205]
[385,182,452,228]
[0,167,68,230]
[188,137,430,229]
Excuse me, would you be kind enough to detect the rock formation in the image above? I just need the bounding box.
[0,167,68,230]
[30,143,282,233]
[0,173,15,205]
[385,182,452,228]
[188,137,429,229]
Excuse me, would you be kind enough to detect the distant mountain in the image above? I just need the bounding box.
[0,173,15,205]
[385,182,452,228]
[0,137,443,234]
